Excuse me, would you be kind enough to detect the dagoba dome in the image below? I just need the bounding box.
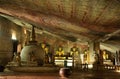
[20,44,45,66]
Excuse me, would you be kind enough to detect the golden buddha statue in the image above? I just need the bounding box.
[103,51,108,60]
[42,44,53,64]
[70,46,79,56]
[56,46,64,56]
[41,43,46,49]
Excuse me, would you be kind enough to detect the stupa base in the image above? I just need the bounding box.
[6,66,60,73]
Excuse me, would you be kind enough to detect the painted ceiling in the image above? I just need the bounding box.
[0,0,120,52]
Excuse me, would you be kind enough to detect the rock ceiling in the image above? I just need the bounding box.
[0,0,120,51]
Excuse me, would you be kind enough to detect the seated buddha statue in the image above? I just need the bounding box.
[70,46,79,56]
[56,46,64,56]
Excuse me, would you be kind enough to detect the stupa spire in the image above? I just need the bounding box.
[29,25,37,44]
[30,25,36,41]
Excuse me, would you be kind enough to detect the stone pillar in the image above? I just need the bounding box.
[89,42,95,64]
[89,42,102,64]
[94,42,103,65]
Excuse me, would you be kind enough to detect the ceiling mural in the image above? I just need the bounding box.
[0,0,120,51]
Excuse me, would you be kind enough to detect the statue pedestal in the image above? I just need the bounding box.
[43,64,55,67]
[21,61,38,67]
[5,66,59,73]
[103,60,113,65]
[7,62,20,66]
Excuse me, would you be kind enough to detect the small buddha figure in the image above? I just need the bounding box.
[45,47,49,54]
[44,46,49,63]
[103,51,108,60]
[13,53,21,62]
[44,45,53,64]
[84,50,88,63]
[29,51,36,62]
[41,43,46,49]
[41,43,48,63]
[15,53,21,66]
[16,53,21,62]
[56,46,64,56]
[13,53,17,62]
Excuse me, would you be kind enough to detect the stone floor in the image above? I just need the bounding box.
[0,70,120,79]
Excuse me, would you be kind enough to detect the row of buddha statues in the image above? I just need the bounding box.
[41,43,79,56]
[55,46,79,56]
[41,43,81,64]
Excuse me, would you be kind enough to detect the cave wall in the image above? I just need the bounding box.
[0,17,25,66]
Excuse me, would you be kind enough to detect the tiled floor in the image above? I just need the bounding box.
[0,70,120,79]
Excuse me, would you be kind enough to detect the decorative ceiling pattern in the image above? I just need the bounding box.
[0,0,120,43]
